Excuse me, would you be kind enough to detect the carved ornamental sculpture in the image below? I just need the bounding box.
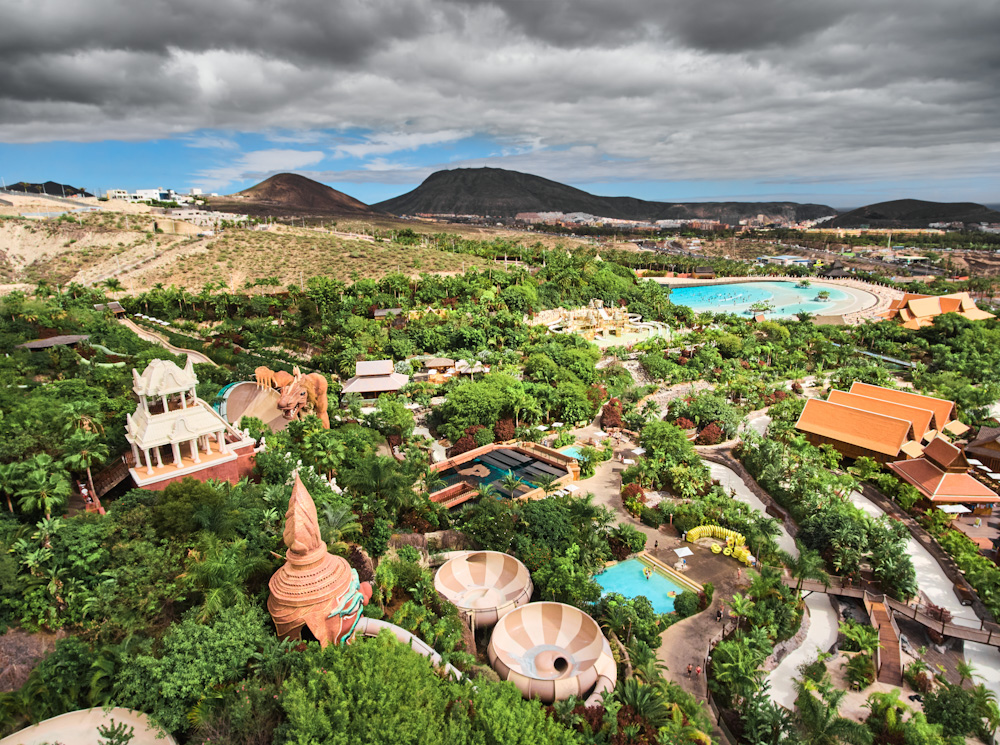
[267,474,371,645]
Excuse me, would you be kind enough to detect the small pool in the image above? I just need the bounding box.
[560,446,584,460]
[595,559,687,614]
[668,280,871,318]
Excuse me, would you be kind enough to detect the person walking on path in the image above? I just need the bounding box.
[716,608,723,622]
[695,666,702,677]
[687,664,693,677]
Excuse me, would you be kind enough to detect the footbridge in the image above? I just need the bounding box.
[786,577,1000,648]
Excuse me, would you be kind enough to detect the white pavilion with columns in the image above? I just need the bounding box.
[125,358,255,487]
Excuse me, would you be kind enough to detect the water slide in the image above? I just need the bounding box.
[488,601,617,705]
[217,380,290,432]
[434,551,533,628]
[355,617,461,680]
[0,707,175,745]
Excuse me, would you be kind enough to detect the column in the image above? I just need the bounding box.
[140,395,149,414]
[217,431,229,453]
[155,447,164,468]
[189,439,201,464]
[130,442,139,464]
[161,395,169,412]
[203,435,213,454]
[142,448,153,475]
[180,393,187,409]
[172,442,183,467]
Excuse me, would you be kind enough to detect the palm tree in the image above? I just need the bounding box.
[320,504,361,556]
[795,678,873,745]
[340,455,413,515]
[17,459,71,519]
[500,470,523,496]
[0,462,20,513]
[728,592,755,635]
[61,401,104,435]
[863,689,909,741]
[615,678,670,729]
[956,659,979,686]
[782,541,828,595]
[534,474,559,496]
[839,620,880,656]
[184,537,270,621]
[476,483,499,501]
[62,431,109,500]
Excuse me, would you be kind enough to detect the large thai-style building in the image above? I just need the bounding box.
[795,382,968,463]
[125,358,256,489]
[268,474,372,645]
[882,291,994,330]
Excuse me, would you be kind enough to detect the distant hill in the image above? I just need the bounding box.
[827,199,1000,229]
[4,181,92,198]
[213,173,374,217]
[374,167,836,223]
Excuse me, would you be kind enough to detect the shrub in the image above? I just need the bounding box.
[696,422,724,445]
[673,590,700,619]
[472,426,494,447]
[674,417,695,430]
[601,398,624,429]
[640,506,662,528]
[842,652,875,690]
[450,434,478,456]
[621,482,646,502]
[701,581,715,609]
[799,656,828,683]
[493,417,515,442]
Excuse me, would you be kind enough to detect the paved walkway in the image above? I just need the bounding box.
[768,594,839,708]
[846,490,1000,701]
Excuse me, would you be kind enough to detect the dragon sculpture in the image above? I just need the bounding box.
[275,367,330,428]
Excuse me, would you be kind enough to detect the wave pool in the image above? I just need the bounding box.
[668,281,870,318]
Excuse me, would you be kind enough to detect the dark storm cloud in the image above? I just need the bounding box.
[1,0,998,192]
[462,0,858,50]
[0,0,433,63]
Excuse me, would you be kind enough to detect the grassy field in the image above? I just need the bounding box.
[132,227,493,290]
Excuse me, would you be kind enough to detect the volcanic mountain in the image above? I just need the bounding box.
[214,173,374,217]
[4,181,92,198]
[827,199,1000,229]
[375,167,836,224]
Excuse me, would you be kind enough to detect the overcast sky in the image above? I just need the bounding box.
[1,0,998,207]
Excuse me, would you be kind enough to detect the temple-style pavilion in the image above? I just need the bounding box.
[125,358,256,489]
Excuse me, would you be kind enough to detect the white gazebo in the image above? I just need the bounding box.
[125,358,253,486]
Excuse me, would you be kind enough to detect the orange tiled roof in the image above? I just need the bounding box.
[795,398,912,457]
[888,459,998,503]
[922,437,968,471]
[884,291,995,327]
[848,382,955,431]
[827,390,934,439]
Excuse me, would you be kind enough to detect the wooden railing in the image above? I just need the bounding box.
[790,578,1000,647]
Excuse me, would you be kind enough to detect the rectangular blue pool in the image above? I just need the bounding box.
[560,446,584,460]
[595,559,687,613]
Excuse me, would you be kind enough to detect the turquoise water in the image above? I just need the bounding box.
[560,446,584,460]
[669,281,853,318]
[595,559,685,613]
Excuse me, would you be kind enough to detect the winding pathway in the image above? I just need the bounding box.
[846,491,1000,701]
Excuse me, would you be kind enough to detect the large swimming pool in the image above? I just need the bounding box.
[595,559,687,614]
[668,281,868,318]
